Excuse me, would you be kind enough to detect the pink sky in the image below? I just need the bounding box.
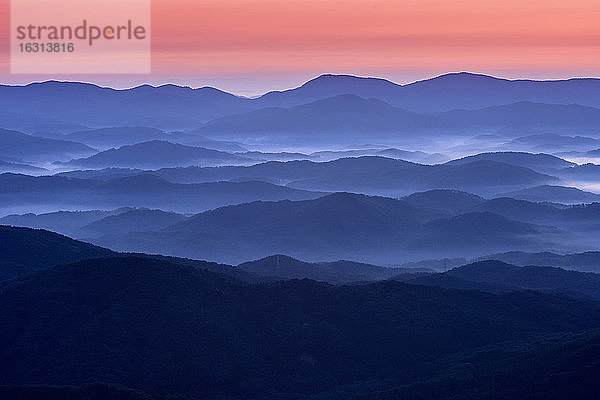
[1,0,599,95]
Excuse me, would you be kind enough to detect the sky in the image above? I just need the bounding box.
[1,0,599,96]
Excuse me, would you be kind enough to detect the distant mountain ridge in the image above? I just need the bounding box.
[59,140,248,169]
[0,173,324,214]
[3,73,600,131]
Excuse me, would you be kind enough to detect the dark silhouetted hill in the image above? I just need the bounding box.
[2,256,600,398]
[441,260,600,300]
[0,225,115,281]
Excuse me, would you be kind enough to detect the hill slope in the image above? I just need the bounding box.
[0,225,115,281]
[91,193,572,264]
[61,140,245,169]
[2,256,600,398]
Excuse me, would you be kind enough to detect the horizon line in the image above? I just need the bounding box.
[2,71,600,98]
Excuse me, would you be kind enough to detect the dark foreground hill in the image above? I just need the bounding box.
[0,225,266,283]
[0,225,115,281]
[401,260,600,300]
[2,256,600,399]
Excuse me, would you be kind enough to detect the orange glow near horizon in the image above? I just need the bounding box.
[1,0,599,94]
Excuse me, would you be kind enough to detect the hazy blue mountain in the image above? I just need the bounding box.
[0,173,324,214]
[166,133,247,152]
[59,140,247,169]
[255,73,600,112]
[446,151,575,173]
[0,159,46,174]
[505,133,600,152]
[255,74,405,108]
[585,148,600,156]
[236,148,447,164]
[467,197,562,223]
[0,81,253,128]
[558,163,600,181]
[394,257,467,271]
[237,254,419,283]
[401,189,486,214]
[374,148,449,163]
[0,128,95,162]
[413,260,600,301]
[90,193,573,264]
[198,94,446,138]
[2,256,600,399]
[3,74,600,133]
[57,167,145,181]
[0,208,133,237]
[148,157,558,197]
[238,150,316,162]
[20,122,91,138]
[0,109,61,133]
[477,251,600,273]
[439,101,600,133]
[152,157,418,185]
[399,73,600,112]
[286,159,560,196]
[78,209,187,237]
[0,225,115,281]
[63,127,168,148]
[90,193,439,263]
[497,185,600,204]
[410,212,564,255]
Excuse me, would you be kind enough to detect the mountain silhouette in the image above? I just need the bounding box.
[2,256,600,398]
[199,94,446,137]
[497,185,600,204]
[0,128,94,162]
[0,173,323,214]
[64,127,167,148]
[4,73,600,132]
[406,260,600,301]
[237,254,421,283]
[0,208,133,237]
[59,140,247,169]
[0,225,115,280]
[78,209,187,237]
[255,73,600,112]
[477,251,600,273]
[90,193,572,264]
[401,189,486,213]
[446,151,574,173]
